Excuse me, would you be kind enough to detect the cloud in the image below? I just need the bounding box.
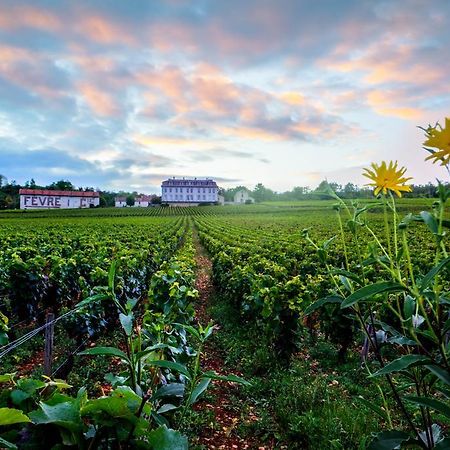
[0,0,448,191]
[186,147,269,163]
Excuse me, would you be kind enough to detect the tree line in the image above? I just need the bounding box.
[0,174,445,209]
[221,180,445,202]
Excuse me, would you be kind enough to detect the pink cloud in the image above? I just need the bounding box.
[78,83,119,117]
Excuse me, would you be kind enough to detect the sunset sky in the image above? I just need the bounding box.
[0,0,448,193]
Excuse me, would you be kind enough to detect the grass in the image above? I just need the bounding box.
[207,295,389,449]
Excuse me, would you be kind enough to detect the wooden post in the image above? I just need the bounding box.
[44,312,55,377]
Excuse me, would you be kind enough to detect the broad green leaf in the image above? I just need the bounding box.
[153,383,185,400]
[425,365,450,386]
[148,425,188,450]
[16,378,45,393]
[0,407,31,425]
[368,430,412,450]
[0,436,17,449]
[29,401,81,432]
[341,282,409,309]
[78,346,129,362]
[406,396,450,418]
[403,295,415,321]
[157,404,178,414]
[82,386,150,420]
[420,211,439,235]
[189,378,211,405]
[0,332,8,346]
[419,257,450,293]
[104,373,128,387]
[355,396,389,422]
[11,389,30,405]
[304,296,343,315]
[371,355,430,377]
[147,360,190,379]
[0,373,16,383]
[119,312,133,336]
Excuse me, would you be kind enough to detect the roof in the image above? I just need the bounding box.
[161,178,218,187]
[135,195,153,201]
[115,197,127,202]
[19,189,99,198]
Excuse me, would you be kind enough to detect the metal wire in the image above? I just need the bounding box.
[0,308,78,358]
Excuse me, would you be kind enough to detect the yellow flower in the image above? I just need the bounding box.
[423,117,450,166]
[363,161,412,197]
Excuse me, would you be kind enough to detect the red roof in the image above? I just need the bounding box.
[136,195,153,202]
[19,189,99,198]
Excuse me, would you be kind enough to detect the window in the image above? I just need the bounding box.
[203,195,206,200]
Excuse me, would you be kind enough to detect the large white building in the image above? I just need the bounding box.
[20,189,100,209]
[161,178,218,205]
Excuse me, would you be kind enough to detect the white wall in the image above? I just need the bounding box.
[162,186,218,203]
[20,195,99,209]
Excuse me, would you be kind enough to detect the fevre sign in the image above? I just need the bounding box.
[19,189,100,210]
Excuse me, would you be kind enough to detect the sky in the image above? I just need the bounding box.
[0,0,448,194]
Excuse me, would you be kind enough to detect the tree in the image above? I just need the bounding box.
[252,183,275,202]
[126,195,135,207]
[343,182,358,199]
[47,180,75,191]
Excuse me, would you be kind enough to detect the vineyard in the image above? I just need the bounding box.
[0,193,449,448]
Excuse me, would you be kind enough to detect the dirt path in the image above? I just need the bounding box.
[192,230,268,450]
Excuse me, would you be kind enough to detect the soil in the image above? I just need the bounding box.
[192,231,272,450]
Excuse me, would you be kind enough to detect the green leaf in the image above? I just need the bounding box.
[78,346,129,362]
[304,296,343,315]
[331,269,363,286]
[11,389,30,405]
[75,293,109,309]
[29,401,81,431]
[108,260,118,292]
[189,378,211,405]
[157,404,178,414]
[435,437,450,449]
[406,396,450,419]
[0,407,31,425]
[153,383,185,400]
[0,436,17,449]
[82,386,150,420]
[0,373,16,383]
[148,360,191,379]
[368,430,412,450]
[420,211,439,235]
[355,396,389,422]
[119,312,133,336]
[419,257,450,293]
[148,425,188,450]
[425,365,450,386]
[371,355,430,377]
[341,282,408,309]
[173,323,200,341]
[403,295,415,321]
